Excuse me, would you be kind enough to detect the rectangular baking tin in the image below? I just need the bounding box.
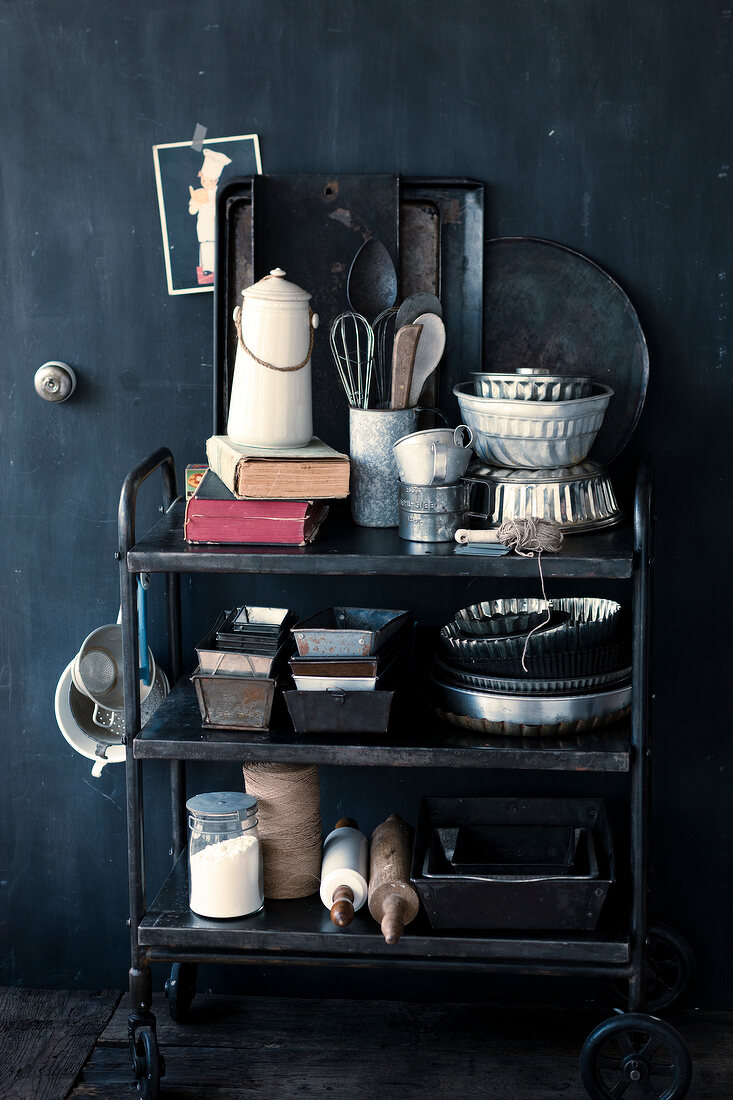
[411,797,614,932]
[422,825,599,880]
[191,667,276,730]
[284,689,395,736]
[291,608,411,657]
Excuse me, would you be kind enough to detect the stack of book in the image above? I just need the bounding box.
[184,435,350,546]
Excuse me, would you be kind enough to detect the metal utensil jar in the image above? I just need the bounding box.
[350,407,418,527]
[227,268,319,448]
[398,481,474,542]
[187,792,264,919]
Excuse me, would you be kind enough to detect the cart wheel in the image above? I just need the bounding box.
[133,1026,165,1100]
[608,922,696,1013]
[165,962,198,1023]
[580,1012,692,1099]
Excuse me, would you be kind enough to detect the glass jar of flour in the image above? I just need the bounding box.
[186,792,264,919]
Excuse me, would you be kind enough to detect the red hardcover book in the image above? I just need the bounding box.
[184,470,329,545]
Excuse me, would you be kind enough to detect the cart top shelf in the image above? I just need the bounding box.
[125,500,635,579]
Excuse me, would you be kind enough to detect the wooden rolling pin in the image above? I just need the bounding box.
[320,818,369,928]
[368,814,420,945]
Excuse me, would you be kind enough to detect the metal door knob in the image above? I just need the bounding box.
[34,361,77,402]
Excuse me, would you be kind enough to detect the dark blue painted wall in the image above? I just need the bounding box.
[1,0,731,1007]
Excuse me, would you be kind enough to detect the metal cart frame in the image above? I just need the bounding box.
[117,449,692,1099]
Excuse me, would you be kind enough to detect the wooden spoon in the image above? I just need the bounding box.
[390,323,423,409]
[407,312,446,406]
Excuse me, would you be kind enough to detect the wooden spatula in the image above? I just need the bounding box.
[390,323,422,409]
[407,312,446,407]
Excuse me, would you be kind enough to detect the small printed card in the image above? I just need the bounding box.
[153,133,262,295]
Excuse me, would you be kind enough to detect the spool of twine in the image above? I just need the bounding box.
[242,763,322,899]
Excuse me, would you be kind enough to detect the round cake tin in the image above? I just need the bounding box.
[464,460,623,534]
[454,381,614,468]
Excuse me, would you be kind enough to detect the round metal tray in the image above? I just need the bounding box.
[433,656,632,696]
[471,372,593,402]
[431,675,632,737]
[464,460,623,535]
[441,597,623,666]
[449,642,632,680]
[483,237,649,465]
[450,606,563,640]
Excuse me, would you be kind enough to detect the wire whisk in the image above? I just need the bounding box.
[372,306,398,408]
[330,311,375,409]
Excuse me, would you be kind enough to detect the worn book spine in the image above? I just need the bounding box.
[206,435,350,500]
[184,505,329,545]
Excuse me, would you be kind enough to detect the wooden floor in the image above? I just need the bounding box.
[2,988,732,1098]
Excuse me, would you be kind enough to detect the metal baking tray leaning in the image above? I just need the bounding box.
[291,608,411,657]
[411,796,615,931]
[213,176,484,442]
[284,688,395,737]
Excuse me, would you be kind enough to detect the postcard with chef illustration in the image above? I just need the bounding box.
[153,133,262,295]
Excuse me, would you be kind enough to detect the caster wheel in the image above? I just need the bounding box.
[580,1012,692,1099]
[134,1026,165,1100]
[165,961,198,1023]
[608,922,696,1013]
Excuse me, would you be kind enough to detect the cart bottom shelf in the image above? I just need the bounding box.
[139,855,631,974]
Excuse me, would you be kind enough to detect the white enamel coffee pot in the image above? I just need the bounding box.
[227,268,319,448]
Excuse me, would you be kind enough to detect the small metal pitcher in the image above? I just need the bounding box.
[393,425,474,487]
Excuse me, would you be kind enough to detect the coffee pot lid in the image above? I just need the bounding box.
[242,267,311,303]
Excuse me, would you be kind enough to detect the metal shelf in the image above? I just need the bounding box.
[140,854,631,973]
[126,500,634,579]
[134,677,631,772]
[117,448,654,1058]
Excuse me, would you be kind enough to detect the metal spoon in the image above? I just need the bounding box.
[395,291,442,330]
[347,238,398,319]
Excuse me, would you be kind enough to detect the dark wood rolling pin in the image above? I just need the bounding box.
[368,814,420,945]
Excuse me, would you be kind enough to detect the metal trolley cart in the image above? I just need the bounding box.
[117,447,693,1099]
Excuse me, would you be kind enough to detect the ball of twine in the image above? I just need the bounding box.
[497,517,564,556]
[242,762,322,899]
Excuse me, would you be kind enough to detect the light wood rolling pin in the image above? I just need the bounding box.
[368,814,420,945]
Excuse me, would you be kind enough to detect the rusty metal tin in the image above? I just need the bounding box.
[191,668,275,730]
[292,607,411,657]
[284,689,395,736]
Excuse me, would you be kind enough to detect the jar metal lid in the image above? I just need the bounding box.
[186,791,257,821]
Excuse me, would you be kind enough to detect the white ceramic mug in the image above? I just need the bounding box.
[393,425,473,486]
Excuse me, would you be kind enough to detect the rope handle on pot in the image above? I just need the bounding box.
[234,306,315,373]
